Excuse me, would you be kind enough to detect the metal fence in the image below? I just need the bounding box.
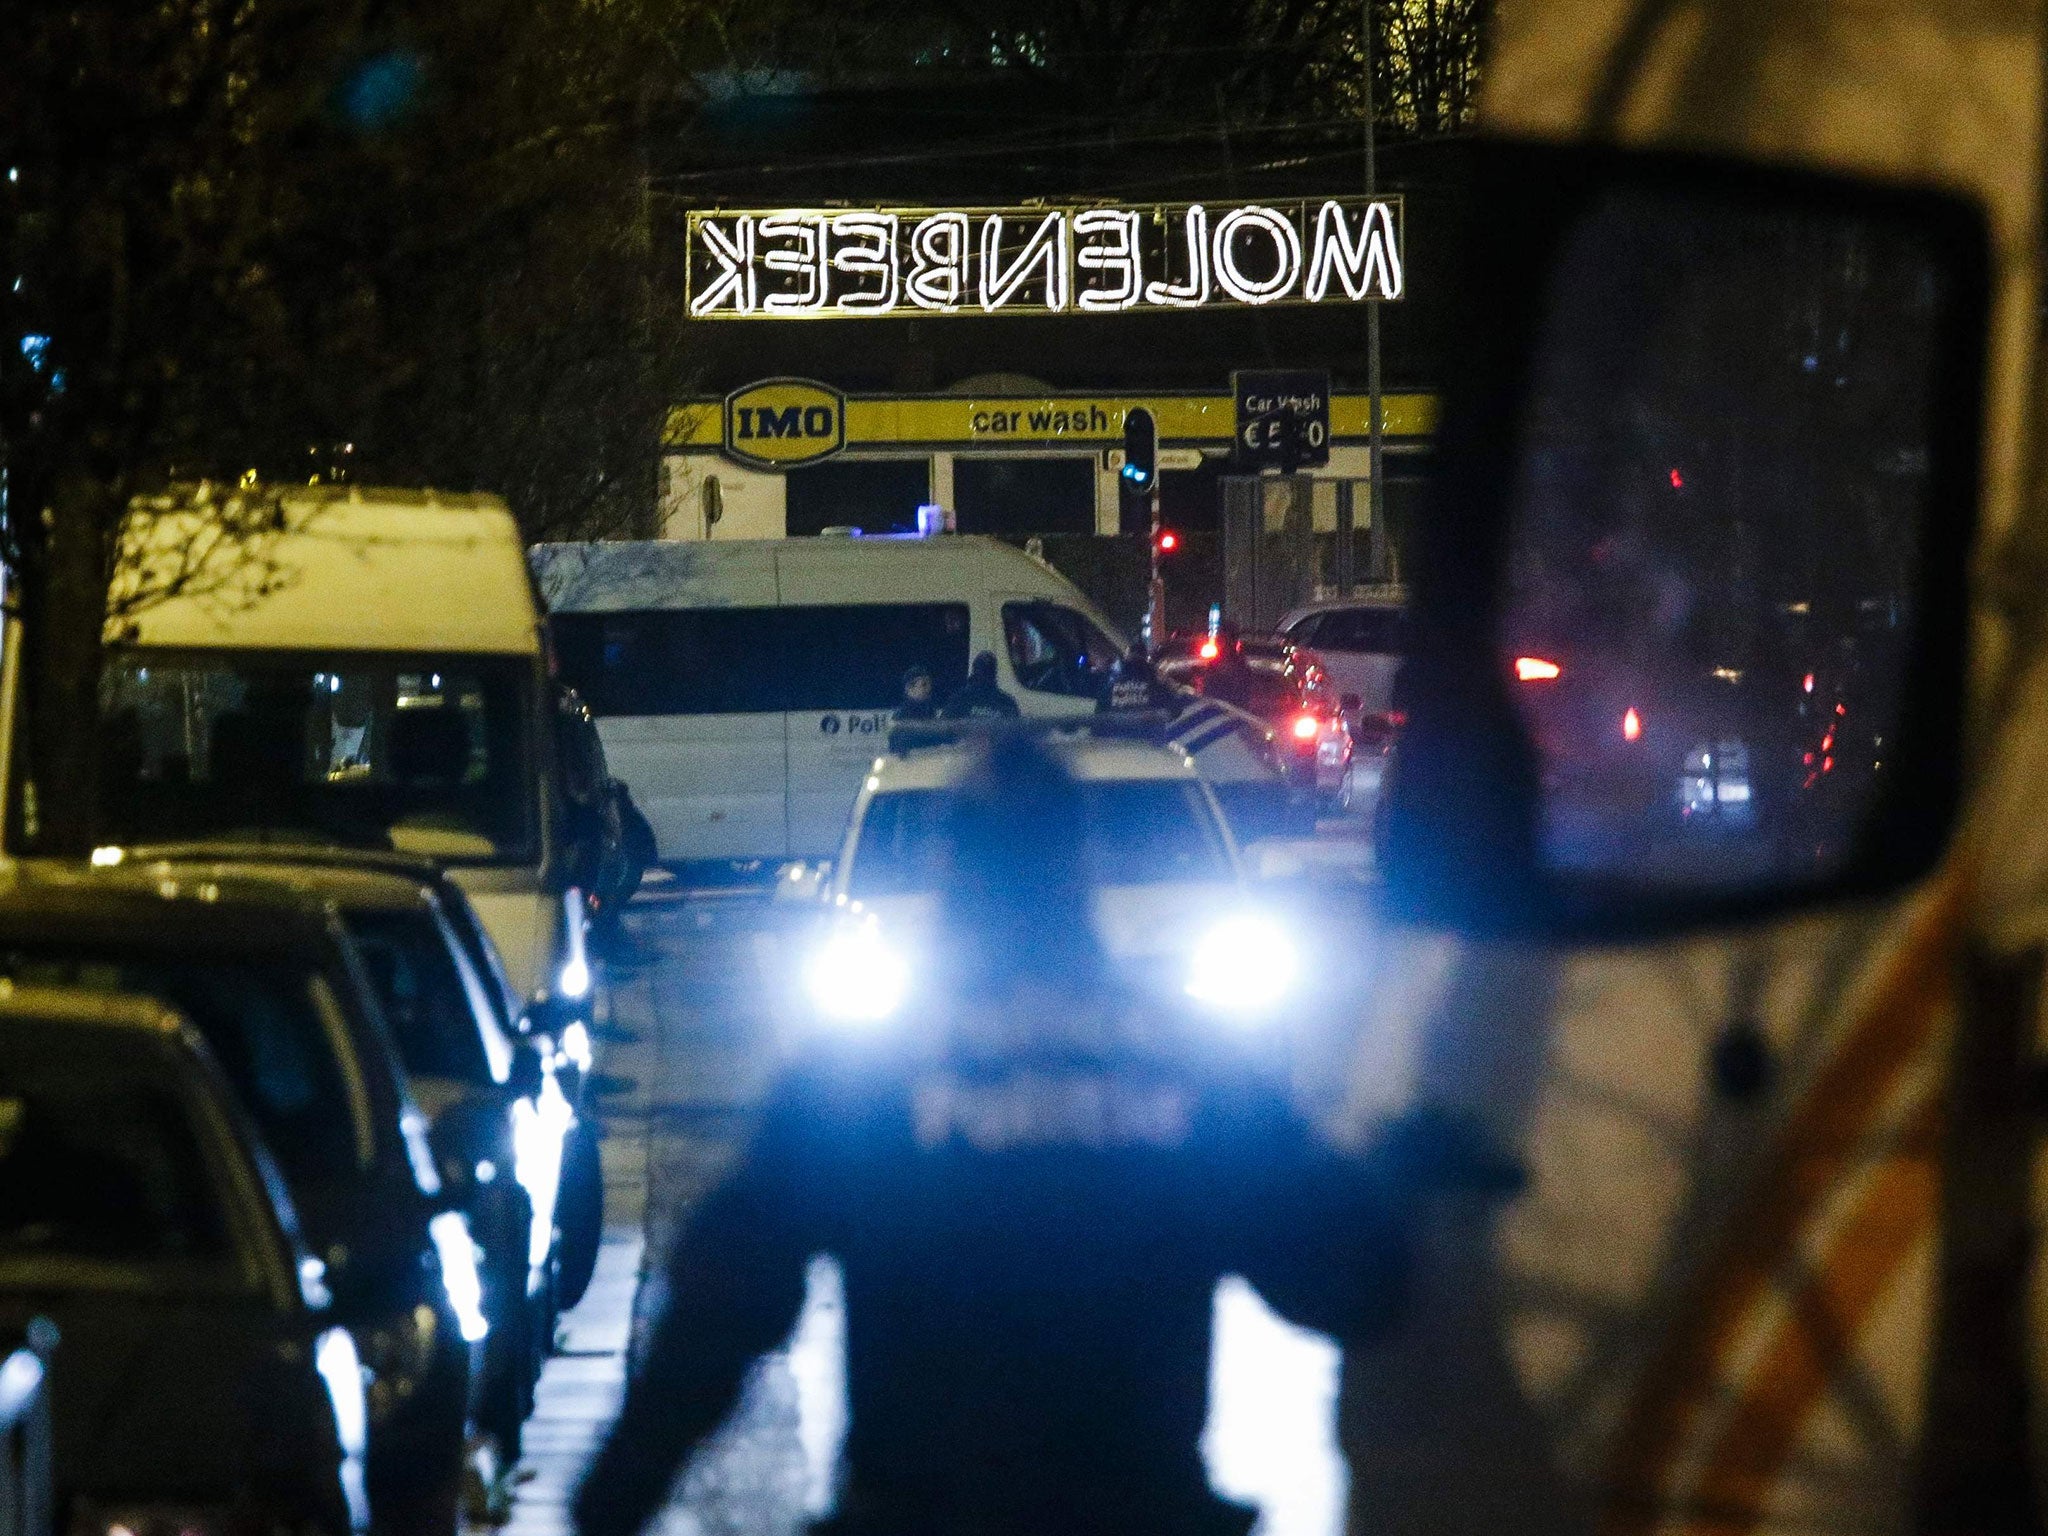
[0,1319,56,1536]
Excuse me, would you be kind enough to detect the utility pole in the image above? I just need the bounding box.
[1363,0,1387,585]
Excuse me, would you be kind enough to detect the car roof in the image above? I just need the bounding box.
[123,856,438,917]
[1282,595,1407,620]
[0,982,190,1038]
[869,734,1202,793]
[0,861,347,956]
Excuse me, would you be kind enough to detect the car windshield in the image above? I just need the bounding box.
[848,780,1230,897]
[0,1049,237,1281]
[346,908,494,1084]
[0,948,364,1184]
[95,652,536,864]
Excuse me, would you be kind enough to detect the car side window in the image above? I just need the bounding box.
[1001,602,1119,698]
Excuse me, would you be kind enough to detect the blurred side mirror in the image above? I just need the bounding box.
[1383,143,1987,938]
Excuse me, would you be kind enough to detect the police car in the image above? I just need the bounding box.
[803,721,1298,1022]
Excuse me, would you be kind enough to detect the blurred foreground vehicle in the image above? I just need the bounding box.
[0,987,368,1536]
[811,720,1300,1028]
[0,874,476,1534]
[85,488,597,1066]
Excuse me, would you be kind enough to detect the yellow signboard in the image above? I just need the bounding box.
[721,378,846,468]
[675,388,1435,460]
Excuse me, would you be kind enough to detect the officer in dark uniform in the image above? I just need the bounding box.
[939,651,1021,720]
[574,735,1407,1536]
[895,664,939,721]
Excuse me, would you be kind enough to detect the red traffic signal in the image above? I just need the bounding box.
[1154,528,1181,554]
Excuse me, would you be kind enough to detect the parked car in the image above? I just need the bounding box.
[0,872,476,1535]
[113,844,609,1314]
[159,859,583,1461]
[0,986,369,1536]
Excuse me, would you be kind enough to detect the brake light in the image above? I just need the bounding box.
[1198,639,1220,661]
[1622,707,1643,742]
[1514,656,1562,682]
[1291,713,1321,741]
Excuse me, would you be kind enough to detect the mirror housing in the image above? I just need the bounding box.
[1381,142,1988,939]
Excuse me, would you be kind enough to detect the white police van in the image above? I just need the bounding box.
[531,536,1128,862]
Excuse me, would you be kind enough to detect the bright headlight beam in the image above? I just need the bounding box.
[804,920,909,1025]
[1186,913,1298,1017]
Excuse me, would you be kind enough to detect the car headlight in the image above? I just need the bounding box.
[1185,913,1298,1018]
[803,916,909,1025]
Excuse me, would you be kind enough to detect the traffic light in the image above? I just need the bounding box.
[1121,407,1157,495]
[1154,527,1180,555]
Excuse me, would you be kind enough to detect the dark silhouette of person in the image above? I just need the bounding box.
[939,651,1021,721]
[895,665,938,722]
[573,735,1407,1536]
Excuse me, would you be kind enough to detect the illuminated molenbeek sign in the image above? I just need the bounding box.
[685,198,1404,319]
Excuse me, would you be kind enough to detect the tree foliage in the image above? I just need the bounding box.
[1,0,680,848]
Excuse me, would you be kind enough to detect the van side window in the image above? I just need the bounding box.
[782,605,970,712]
[1002,603,1119,698]
[551,605,970,716]
[551,610,782,716]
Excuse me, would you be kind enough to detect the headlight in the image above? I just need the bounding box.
[426,1212,491,1344]
[803,917,909,1025]
[1185,913,1298,1017]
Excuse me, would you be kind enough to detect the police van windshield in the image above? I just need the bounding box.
[848,781,1231,896]
[93,651,536,864]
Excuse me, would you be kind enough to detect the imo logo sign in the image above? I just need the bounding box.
[724,378,846,468]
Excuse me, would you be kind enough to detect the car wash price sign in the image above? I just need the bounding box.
[686,199,1403,319]
[1234,369,1331,471]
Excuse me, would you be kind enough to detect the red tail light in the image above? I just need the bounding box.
[1514,656,1562,682]
[1291,713,1321,741]
[1622,707,1643,742]
[1198,639,1220,661]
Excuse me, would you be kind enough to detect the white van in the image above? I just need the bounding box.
[85,487,579,1010]
[531,536,1128,862]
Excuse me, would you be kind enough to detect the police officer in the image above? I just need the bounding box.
[939,650,1021,720]
[573,735,1408,1536]
[895,664,939,721]
[1097,647,1182,713]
